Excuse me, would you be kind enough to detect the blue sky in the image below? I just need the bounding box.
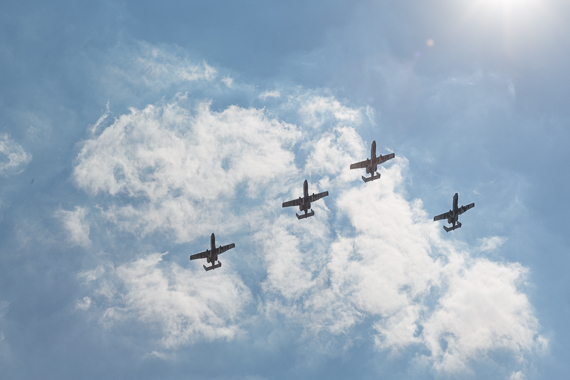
[0,0,569,379]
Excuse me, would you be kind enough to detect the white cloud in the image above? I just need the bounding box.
[55,206,91,247]
[259,90,281,99]
[510,371,525,380]
[255,220,364,336]
[74,96,301,242]
[423,259,544,373]
[89,101,110,135]
[73,89,375,350]
[257,160,440,337]
[222,75,234,88]
[298,95,363,128]
[107,42,216,91]
[78,265,106,283]
[256,157,545,374]
[303,125,366,182]
[75,296,92,311]
[72,61,544,375]
[479,236,508,252]
[0,134,32,176]
[83,252,252,349]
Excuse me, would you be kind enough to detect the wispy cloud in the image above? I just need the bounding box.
[0,134,32,176]
[105,42,216,92]
[0,301,11,363]
[259,90,281,99]
[55,206,91,247]
[221,76,234,88]
[478,236,508,252]
[298,95,364,128]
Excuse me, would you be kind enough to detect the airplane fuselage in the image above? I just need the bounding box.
[366,140,378,174]
[448,193,459,225]
[208,233,218,264]
[298,179,311,215]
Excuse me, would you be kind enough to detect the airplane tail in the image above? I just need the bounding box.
[296,210,315,220]
[443,222,462,232]
[362,173,381,183]
[203,262,222,271]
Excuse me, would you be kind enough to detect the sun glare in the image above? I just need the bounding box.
[462,0,550,36]
[461,0,543,17]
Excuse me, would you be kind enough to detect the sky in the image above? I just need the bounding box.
[0,0,569,379]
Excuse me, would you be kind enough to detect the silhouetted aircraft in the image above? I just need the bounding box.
[433,193,475,232]
[190,233,235,271]
[282,179,329,220]
[350,140,395,182]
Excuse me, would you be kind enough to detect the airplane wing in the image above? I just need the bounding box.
[374,153,395,165]
[218,243,235,255]
[433,211,452,221]
[458,203,475,215]
[190,250,208,260]
[282,198,303,208]
[309,191,329,203]
[350,159,370,169]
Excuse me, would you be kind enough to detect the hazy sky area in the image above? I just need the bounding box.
[0,0,569,379]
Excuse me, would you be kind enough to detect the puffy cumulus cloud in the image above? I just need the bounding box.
[79,253,252,349]
[55,206,91,247]
[0,134,32,176]
[423,259,546,373]
[106,42,216,91]
[73,95,301,242]
[70,51,543,374]
[254,214,364,337]
[72,88,375,350]
[256,157,545,374]
[257,159,439,336]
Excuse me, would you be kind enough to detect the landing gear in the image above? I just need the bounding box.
[443,222,462,232]
[203,261,222,271]
[296,210,315,220]
[362,172,381,183]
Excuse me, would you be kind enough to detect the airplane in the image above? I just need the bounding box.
[190,233,235,271]
[433,193,475,232]
[282,179,329,220]
[350,140,395,182]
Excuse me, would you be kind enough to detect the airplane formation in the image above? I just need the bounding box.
[190,140,475,271]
